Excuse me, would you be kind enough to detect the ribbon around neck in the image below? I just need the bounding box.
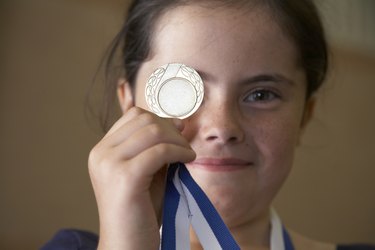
[160,163,294,250]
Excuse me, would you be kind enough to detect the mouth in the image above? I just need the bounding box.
[188,157,252,172]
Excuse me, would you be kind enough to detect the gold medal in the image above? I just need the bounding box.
[145,63,204,119]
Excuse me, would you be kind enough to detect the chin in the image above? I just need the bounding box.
[199,180,254,223]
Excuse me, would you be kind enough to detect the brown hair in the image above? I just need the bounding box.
[91,0,328,131]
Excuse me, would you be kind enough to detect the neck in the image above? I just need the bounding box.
[190,208,271,250]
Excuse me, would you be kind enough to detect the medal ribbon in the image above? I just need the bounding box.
[161,163,294,250]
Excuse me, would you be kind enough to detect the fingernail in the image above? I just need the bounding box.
[172,118,184,131]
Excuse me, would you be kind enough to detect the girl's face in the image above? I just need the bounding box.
[121,5,313,227]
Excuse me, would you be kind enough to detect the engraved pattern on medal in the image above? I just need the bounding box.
[146,67,165,115]
[180,65,204,106]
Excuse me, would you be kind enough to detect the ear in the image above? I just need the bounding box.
[117,78,134,114]
[300,96,316,131]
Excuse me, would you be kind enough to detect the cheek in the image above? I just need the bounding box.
[254,112,302,180]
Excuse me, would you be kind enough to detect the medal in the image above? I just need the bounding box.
[145,63,204,119]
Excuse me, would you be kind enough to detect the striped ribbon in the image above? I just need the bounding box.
[161,163,294,250]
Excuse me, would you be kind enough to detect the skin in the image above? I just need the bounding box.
[89,4,315,250]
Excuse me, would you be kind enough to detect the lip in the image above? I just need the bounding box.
[188,157,252,172]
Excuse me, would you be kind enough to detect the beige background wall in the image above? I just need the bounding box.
[1,0,374,249]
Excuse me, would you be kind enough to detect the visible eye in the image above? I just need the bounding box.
[244,89,280,102]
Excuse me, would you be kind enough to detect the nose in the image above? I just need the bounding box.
[197,100,245,145]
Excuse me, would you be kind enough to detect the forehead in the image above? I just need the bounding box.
[150,4,298,66]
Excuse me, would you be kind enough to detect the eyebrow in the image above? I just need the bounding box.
[242,73,295,86]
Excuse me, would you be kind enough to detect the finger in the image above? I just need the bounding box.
[102,112,159,147]
[103,112,183,147]
[112,123,191,160]
[128,144,196,177]
[104,107,146,140]
[171,118,184,132]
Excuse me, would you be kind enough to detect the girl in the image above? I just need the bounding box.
[41,0,374,249]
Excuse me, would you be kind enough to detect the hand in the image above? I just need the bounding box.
[88,107,196,250]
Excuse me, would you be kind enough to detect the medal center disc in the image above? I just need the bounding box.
[158,78,196,117]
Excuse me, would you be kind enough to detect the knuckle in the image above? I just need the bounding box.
[148,123,163,137]
[98,156,115,169]
[125,106,142,118]
[88,145,100,168]
[89,155,123,179]
[88,146,135,185]
[131,106,143,115]
[140,112,156,124]
[88,146,113,171]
